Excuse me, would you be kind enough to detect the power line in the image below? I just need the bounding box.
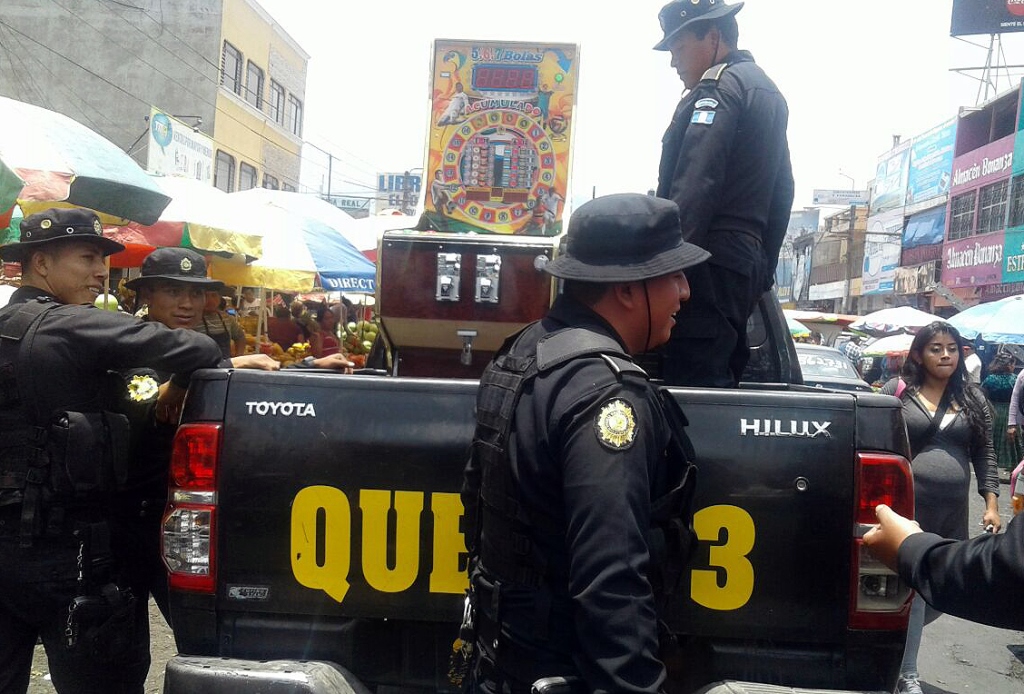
[0,23,124,136]
[2,6,391,191]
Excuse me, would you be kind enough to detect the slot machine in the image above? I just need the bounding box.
[377,39,579,377]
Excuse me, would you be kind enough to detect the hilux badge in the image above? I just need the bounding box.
[740,419,833,439]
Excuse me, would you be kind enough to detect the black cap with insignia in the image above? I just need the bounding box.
[0,207,125,262]
[123,247,223,290]
[544,193,709,283]
[654,0,744,51]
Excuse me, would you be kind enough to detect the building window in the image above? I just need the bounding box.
[948,191,976,241]
[263,174,279,190]
[282,183,296,192]
[245,61,264,109]
[221,42,242,95]
[268,80,285,124]
[1009,174,1024,228]
[214,150,235,192]
[977,178,1009,235]
[287,94,303,136]
[239,162,258,191]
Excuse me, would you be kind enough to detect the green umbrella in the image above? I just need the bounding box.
[0,96,171,225]
[0,204,20,246]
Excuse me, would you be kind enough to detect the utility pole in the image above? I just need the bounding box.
[305,142,336,204]
[403,170,411,216]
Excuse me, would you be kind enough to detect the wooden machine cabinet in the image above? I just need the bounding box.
[377,231,557,378]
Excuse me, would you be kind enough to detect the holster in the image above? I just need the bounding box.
[65,582,138,660]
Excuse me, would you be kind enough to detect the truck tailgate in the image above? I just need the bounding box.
[215,371,476,622]
[213,373,862,640]
[665,387,857,643]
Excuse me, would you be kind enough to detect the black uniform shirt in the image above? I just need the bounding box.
[898,513,1024,630]
[0,285,224,421]
[657,50,795,281]
[486,295,673,694]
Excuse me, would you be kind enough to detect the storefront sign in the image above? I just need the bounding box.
[949,135,1013,194]
[943,230,1005,287]
[146,107,213,183]
[981,280,1024,299]
[1002,229,1024,282]
[808,280,848,300]
[812,189,868,205]
[907,120,956,205]
[862,209,904,295]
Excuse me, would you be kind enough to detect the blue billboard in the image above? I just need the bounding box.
[906,120,956,206]
[902,206,947,250]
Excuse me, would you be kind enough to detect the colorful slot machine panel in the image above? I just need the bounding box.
[424,39,579,236]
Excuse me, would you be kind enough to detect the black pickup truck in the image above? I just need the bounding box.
[160,294,914,694]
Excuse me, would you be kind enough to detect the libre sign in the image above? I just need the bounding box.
[951,0,1024,36]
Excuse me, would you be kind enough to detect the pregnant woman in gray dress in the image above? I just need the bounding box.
[881,321,1001,694]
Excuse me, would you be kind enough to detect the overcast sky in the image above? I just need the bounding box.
[255,0,1024,216]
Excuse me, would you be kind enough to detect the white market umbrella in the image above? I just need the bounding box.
[849,306,944,336]
[232,188,375,259]
[861,333,916,357]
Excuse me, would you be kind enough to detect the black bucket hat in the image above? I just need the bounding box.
[654,0,744,51]
[0,207,125,262]
[124,247,223,290]
[544,193,709,283]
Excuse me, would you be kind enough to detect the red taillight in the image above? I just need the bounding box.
[164,423,221,594]
[850,451,914,630]
[856,452,914,523]
[170,423,221,489]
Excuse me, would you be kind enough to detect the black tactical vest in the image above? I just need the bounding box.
[0,298,62,543]
[465,324,697,597]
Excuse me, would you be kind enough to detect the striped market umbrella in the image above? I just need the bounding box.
[0,96,170,225]
[208,201,376,293]
[786,314,810,339]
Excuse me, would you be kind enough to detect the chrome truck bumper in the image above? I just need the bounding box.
[696,682,888,694]
[164,656,372,694]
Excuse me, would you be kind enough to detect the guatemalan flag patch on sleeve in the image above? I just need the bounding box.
[691,110,715,125]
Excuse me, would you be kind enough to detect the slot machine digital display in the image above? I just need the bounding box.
[423,39,579,235]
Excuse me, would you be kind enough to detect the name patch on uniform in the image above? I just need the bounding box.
[691,110,716,125]
[595,399,637,450]
[694,98,718,110]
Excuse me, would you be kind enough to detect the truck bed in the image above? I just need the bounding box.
[168,369,908,692]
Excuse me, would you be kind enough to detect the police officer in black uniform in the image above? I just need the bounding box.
[654,0,794,388]
[0,209,226,693]
[460,194,708,694]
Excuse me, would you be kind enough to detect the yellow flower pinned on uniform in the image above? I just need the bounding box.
[128,374,159,402]
[595,399,637,450]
